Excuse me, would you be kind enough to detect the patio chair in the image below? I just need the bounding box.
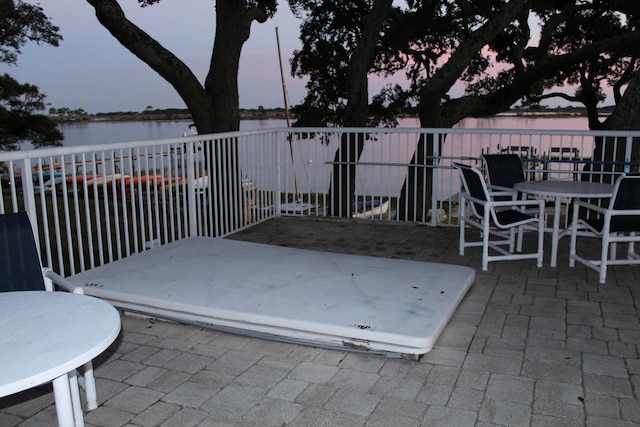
[497,147,540,179]
[453,163,545,271]
[569,173,640,283]
[482,153,526,195]
[0,211,100,414]
[483,153,555,218]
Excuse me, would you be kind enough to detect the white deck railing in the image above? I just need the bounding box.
[1,126,638,277]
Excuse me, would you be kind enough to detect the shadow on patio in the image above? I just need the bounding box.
[1,217,639,426]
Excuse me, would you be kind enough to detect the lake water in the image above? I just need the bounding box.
[57,119,290,147]
[56,115,589,147]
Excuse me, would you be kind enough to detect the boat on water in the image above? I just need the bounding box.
[121,174,163,186]
[183,124,198,137]
[85,173,128,187]
[35,174,103,194]
[112,174,189,195]
[2,170,63,189]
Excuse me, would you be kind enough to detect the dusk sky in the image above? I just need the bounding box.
[2,2,595,116]
[0,1,312,114]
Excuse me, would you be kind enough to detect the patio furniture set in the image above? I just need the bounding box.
[453,154,640,283]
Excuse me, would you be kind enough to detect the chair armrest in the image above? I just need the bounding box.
[487,185,517,197]
[573,199,607,215]
[42,268,84,294]
[608,208,640,218]
[490,198,545,209]
[461,192,544,212]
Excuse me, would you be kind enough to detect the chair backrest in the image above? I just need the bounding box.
[0,212,46,292]
[609,173,640,232]
[454,162,490,219]
[482,154,526,189]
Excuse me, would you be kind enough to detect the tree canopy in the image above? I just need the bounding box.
[0,0,61,64]
[0,73,63,149]
[0,0,63,150]
[290,0,640,129]
[288,0,640,219]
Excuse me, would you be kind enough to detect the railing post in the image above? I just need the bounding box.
[430,131,441,226]
[186,141,198,237]
[276,130,283,215]
[624,135,633,173]
[19,158,40,242]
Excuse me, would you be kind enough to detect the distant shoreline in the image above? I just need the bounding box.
[65,114,290,123]
[52,108,291,124]
[53,108,598,124]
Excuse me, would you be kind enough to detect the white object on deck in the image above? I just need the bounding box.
[280,202,316,215]
[352,200,390,219]
[68,238,474,356]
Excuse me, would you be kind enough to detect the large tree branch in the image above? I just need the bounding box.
[528,92,582,103]
[510,11,531,74]
[85,0,212,119]
[604,71,640,130]
[533,3,584,56]
[612,57,639,103]
[440,30,640,127]
[420,0,528,97]
[343,0,393,126]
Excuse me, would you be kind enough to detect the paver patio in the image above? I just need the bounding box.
[1,217,638,426]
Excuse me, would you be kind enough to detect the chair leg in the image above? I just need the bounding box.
[599,235,610,285]
[69,287,98,410]
[459,220,465,256]
[508,228,516,253]
[569,201,579,268]
[536,215,544,268]
[516,225,524,253]
[482,215,490,271]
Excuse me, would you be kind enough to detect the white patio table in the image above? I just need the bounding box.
[0,291,120,427]
[514,180,614,267]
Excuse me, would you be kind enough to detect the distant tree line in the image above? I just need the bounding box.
[48,107,89,122]
[46,107,293,123]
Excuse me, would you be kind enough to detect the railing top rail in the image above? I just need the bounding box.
[0,136,187,161]
[283,126,640,137]
[0,129,282,161]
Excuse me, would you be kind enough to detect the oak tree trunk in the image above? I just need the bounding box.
[328,0,392,217]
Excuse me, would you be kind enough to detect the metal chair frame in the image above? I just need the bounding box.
[454,163,545,271]
[569,174,640,283]
[483,153,557,225]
